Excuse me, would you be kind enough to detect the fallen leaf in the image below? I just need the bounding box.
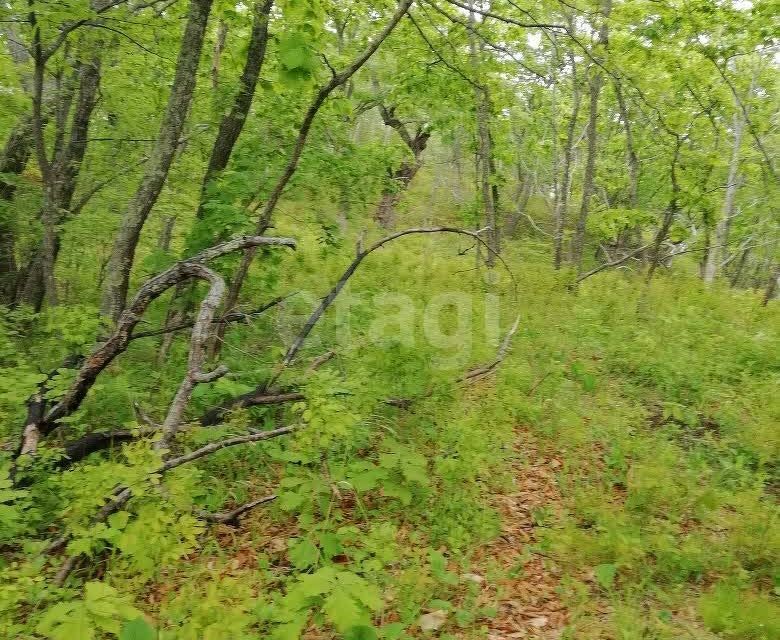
[528,616,548,628]
[418,610,448,631]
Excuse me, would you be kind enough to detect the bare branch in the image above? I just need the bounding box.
[196,495,277,525]
[52,424,293,585]
[459,313,521,381]
[576,243,651,283]
[18,236,295,456]
[277,227,515,375]
[157,263,228,447]
[443,0,566,30]
[200,391,304,427]
[129,292,296,340]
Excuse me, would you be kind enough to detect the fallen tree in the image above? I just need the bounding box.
[17,226,522,589]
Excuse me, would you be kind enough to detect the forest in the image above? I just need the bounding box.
[0,0,778,638]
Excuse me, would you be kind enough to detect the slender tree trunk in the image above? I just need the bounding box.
[613,78,639,253]
[100,0,213,321]
[19,56,101,310]
[374,104,430,229]
[730,245,751,287]
[157,0,273,362]
[505,167,534,237]
[214,0,413,355]
[553,50,580,269]
[468,4,498,266]
[570,70,601,270]
[198,0,273,217]
[570,1,610,272]
[703,112,745,283]
[646,137,682,283]
[0,116,35,303]
[763,264,779,306]
[211,20,228,90]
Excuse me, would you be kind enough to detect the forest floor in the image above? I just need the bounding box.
[477,427,570,640]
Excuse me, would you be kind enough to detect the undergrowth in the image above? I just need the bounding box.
[1,233,777,639]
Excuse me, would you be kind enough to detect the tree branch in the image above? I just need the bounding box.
[18,235,295,456]
[576,243,650,283]
[196,494,277,525]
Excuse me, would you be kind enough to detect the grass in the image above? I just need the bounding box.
[1,231,777,639]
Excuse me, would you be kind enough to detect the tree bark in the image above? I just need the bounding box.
[553,49,580,269]
[0,116,35,303]
[468,3,498,266]
[703,112,745,283]
[18,57,101,310]
[100,0,214,321]
[569,0,611,272]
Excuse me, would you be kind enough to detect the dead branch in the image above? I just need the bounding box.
[277,226,512,375]
[196,494,277,525]
[52,424,294,585]
[157,263,228,447]
[576,243,651,284]
[459,313,521,381]
[57,427,158,468]
[129,292,296,340]
[307,350,336,373]
[18,235,295,457]
[200,391,304,427]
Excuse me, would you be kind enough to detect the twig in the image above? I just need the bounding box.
[576,243,650,283]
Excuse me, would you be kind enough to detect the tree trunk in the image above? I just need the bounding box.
[211,20,228,90]
[468,4,498,266]
[703,112,745,283]
[0,116,35,303]
[646,137,682,283]
[198,0,273,215]
[553,49,580,269]
[100,0,213,321]
[763,264,779,306]
[157,0,272,362]
[730,245,751,287]
[374,104,430,229]
[18,57,101,310]
[213,0,413,357]
[613,78,640,254]
[570,1,610,272]
[504,167,534,238]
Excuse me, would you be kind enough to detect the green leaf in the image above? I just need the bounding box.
[379,622,406,640]
[345,625,378,640]
[279,491,306,511]
[119,618,156,640]
[594,563,618,589]
[319,532,343,559]
[382,482,411,505]
[323,588,364,632]
[289,538,319,569]
[293,567,337,598]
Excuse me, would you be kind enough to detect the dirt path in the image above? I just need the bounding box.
[473,427,569,639]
